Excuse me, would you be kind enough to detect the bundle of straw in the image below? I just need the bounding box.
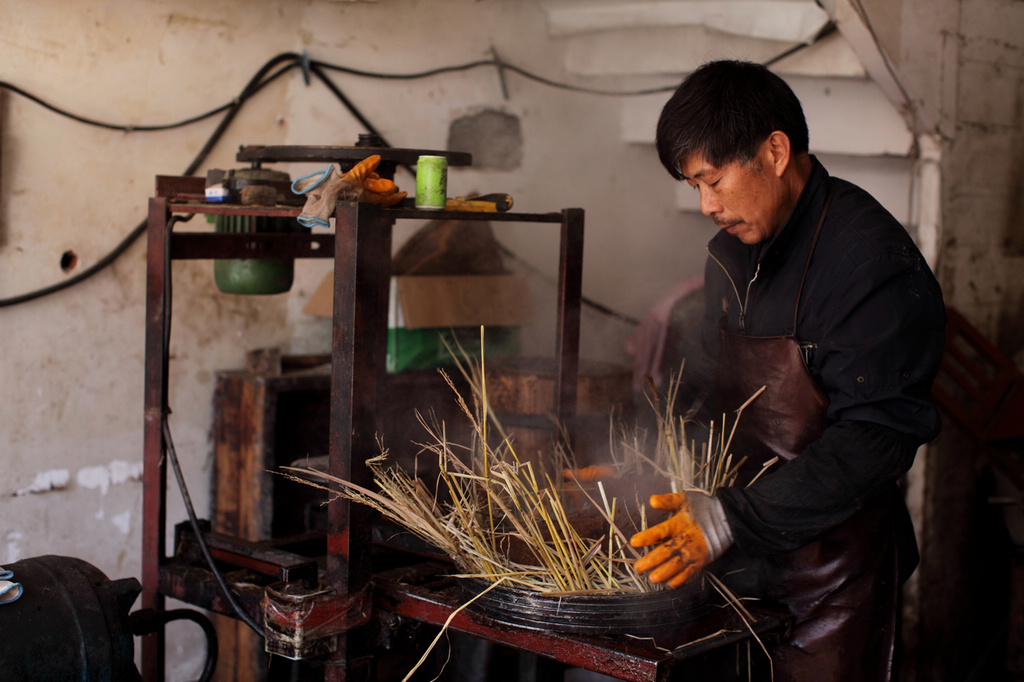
[284,346,753,596]
[285,378,648,593]
[610,372,761,495]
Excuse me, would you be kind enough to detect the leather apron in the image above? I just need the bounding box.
[713,185,901,682]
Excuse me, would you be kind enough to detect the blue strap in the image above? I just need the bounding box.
[291,166,334,195]
[0,580,23,604]
[297,214,329,229]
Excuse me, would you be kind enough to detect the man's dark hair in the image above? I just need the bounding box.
[656,60,809,180]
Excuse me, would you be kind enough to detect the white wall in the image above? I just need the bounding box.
[0,1,924,679]
[0,2,709,677]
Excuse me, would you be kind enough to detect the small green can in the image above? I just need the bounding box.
[415,155,448,210]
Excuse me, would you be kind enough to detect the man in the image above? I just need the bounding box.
[629,60,945,681]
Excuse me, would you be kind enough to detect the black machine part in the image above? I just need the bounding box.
[131,607,218,682]
[0,555,141,681]
[205,167,306,207]
[0,555,216,682]
[235,143,472,180]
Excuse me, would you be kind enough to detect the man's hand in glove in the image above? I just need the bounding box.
[562,465,618,483]
[630,491,734,588]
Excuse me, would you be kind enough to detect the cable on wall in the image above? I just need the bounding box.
[0,52,305,307]
[0,41,815,312]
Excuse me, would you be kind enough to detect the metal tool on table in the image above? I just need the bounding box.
[445,193,514,212]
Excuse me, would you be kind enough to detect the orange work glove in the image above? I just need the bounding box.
[291,155,406,227]
[561,464,618,483]
[630,491,733,588]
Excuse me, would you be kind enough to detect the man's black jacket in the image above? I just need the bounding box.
[682,157,945,562]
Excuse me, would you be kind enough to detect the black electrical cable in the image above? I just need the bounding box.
[183,53,304,177]
[308,63,392,147]
[313,56,678,97]
[0,219,149,307]
[0,79,234,132]
[130,607,219,682]
[495,241,642,326]
[846,0,916,116]
[314,57,495,81]
[163,417,266,638]
[764,39,819,68]
[306,63,421,179]
[310,39,817,97]
[763,23,838,68]
[0,52,305,308]
[0,53,302,135]
[0,40,817,313]
[0,39,818,139]
[157,215,266,638]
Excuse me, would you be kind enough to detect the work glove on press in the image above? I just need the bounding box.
[562,465,618,484]
[630,491,733,588]
[291,154,406,228]
[0,566,22,605]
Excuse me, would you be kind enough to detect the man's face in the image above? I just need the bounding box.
[679,141,790,245]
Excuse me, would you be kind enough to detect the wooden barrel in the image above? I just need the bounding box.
[484,356,633,470]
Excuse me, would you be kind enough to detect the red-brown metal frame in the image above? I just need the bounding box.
[141,183,584,681]
[932,306,1024,441]
[371,566,785,682]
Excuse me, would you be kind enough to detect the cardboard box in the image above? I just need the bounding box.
[303,272,533,372]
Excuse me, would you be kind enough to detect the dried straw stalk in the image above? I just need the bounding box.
[285,347,758,596]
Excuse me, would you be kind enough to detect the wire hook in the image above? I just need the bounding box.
[490,46,509,101]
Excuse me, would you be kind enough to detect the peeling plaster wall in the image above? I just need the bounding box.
[880,0,1024,679]
[0,1,707,678]
[2,0,1019,679]
[887,0,1024,340]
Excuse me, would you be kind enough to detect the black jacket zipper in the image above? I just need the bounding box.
[708,247,760,334]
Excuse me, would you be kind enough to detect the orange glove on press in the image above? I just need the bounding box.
[291,155,407,228]
[630,491,733,588]
[561,465,618,483]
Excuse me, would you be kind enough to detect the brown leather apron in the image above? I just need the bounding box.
[713,185,901,681]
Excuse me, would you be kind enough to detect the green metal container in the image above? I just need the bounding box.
[213,213,299,295]
[210,167,303,295]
